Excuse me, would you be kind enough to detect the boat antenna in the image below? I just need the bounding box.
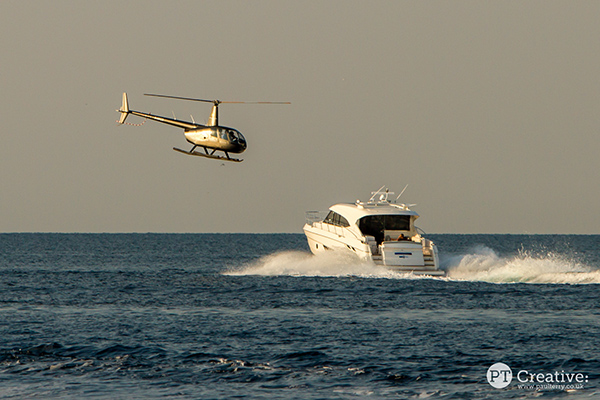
[395,184,409,202]
[369,185,386,203]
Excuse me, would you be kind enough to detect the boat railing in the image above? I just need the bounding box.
[305,211,327,225]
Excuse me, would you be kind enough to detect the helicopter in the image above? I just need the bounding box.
[116,93,290,162]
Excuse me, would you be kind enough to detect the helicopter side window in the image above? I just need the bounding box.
[210,130,218,138]
[220,129,228,140]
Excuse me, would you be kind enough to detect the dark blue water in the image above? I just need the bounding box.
[1,234,599,399]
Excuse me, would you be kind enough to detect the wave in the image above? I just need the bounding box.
[443,245,600,284]
[225,247,600,284]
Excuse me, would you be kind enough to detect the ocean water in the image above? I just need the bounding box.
[0,233,598,399]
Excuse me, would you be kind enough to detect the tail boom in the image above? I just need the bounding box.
[116,92,199,129]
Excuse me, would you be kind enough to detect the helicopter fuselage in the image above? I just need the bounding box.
[184,126,247,154]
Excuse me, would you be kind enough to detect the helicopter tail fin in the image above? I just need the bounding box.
[117,92,130,124]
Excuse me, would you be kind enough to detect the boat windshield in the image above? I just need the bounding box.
[358,215,411,243]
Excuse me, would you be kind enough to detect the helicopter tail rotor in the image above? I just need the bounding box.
[117,92,130,124]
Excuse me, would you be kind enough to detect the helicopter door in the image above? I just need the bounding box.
[219,128,229,142]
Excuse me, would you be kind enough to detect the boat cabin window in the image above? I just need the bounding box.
[323,211,350,227]
[358,215,411,244]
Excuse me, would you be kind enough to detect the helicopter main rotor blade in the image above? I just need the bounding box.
[145,93,290,105]
[144,93,215,103]
[218,101,292,104]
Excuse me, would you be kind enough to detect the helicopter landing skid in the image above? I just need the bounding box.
[172,147,243,162]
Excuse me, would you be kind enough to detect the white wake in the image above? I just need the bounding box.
[224,251,420,279]
[443,245,600,284]
[225,247,600,284]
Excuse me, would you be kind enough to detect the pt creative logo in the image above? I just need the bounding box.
[487,363,513,388]
[487,362,589,391]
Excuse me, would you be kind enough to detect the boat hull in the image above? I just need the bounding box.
[303,223,370,259]
[303,223,444,276]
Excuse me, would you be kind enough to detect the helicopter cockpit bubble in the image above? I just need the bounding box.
[228,129,246,146]
[238,132,247,148]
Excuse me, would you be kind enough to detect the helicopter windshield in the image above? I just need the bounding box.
[227,129,245,145]
[218,128,242,143]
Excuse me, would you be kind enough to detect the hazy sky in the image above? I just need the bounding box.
[1,1,598,234]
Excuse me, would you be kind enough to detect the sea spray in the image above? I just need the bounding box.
[225,251,420,279]
[443,245,600,284]
[227,246,600,284]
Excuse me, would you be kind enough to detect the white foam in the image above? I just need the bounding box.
[224,251,419,279]
[225,247,600,284]
[444,245,600,284]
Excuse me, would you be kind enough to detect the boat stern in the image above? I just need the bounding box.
[381,242,425,266]
[377,239,444,276]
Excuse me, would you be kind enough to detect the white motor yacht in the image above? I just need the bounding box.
[303,187,444,276]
